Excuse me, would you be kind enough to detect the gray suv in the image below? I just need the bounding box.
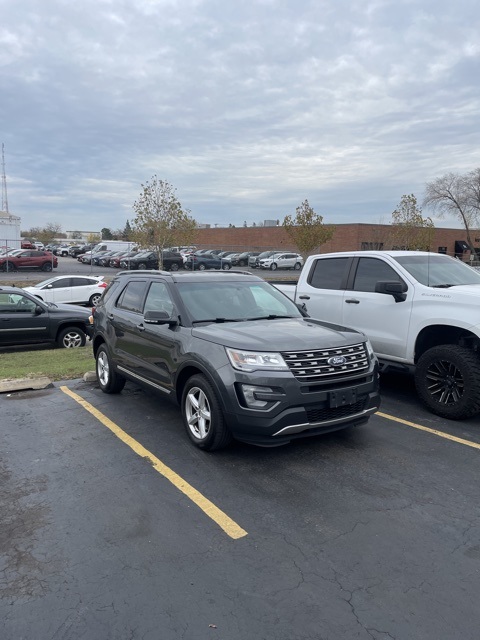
[92,270,380,450]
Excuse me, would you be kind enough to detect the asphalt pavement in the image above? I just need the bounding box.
[1,372,479,640]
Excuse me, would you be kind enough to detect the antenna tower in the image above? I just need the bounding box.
[1,143,9,214]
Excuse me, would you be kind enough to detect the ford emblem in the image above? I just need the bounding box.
[328,356,347,366]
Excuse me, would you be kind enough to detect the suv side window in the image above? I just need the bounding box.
[116,280,147,313]
[144,282,174,315]
[352,258,403,292]
[309,257,350,290]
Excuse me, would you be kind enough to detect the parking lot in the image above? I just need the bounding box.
[1,367,480,639]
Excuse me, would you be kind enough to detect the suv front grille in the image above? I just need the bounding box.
[282,343,369,382]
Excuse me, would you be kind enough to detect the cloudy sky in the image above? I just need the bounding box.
[1,0,479,234]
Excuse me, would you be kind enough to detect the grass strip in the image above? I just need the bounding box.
[0,345,95,381]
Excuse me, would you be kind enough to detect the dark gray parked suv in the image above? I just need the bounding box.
[92,270,380,450]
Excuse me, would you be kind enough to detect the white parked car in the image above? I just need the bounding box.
[23,275,107,306]
[258,252,304,271]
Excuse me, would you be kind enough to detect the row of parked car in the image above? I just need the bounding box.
[69,247,304,271]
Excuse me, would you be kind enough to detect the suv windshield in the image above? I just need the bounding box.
[176,281,302,323]
[394,255,480,287]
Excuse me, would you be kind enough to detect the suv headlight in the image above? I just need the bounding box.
[226,347,288,372]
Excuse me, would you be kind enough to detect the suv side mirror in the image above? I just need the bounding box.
[144,310,178,326]
[374,280,408,302]
[34,305,44,315]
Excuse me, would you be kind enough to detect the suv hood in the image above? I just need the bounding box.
[192,317,364,351]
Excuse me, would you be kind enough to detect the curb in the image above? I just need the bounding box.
[0,371,97,394]
[0,377,53,393]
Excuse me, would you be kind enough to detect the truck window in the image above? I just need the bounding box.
[309,257,350,290]
[352,258,402,292]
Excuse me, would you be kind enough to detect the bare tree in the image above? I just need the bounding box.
[389,194,435,251]
[423,171,479,249]
[282,199,334,256]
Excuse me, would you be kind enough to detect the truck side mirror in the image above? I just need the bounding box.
[374,280,407,302]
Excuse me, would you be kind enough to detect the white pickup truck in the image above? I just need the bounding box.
[274,250,480,420]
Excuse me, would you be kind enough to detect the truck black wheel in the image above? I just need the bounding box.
[57,326,86,348]
[96,345,126,393]
[415,345,480,419]
[181,375,232,450]
[138,262,147,270]
[170,262,180,271]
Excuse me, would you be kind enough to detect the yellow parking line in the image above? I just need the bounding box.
[60,386,248,540]
[377,411,480,450]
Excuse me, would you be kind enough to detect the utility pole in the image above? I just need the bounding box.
[1,143,9,214]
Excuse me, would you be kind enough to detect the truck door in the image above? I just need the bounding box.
[342,257,412,359]
[295,257,351,324]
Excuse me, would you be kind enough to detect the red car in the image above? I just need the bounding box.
[0,250,58,272]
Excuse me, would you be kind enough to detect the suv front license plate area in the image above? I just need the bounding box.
[328,388,357,408]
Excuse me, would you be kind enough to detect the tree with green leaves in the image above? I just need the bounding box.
[282,199,334,256]
[423,170,480,250]
[101,227,113,240]
[389,194,435,251]
[132,176,197,269]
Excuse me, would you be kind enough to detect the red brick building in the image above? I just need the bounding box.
[194,223,479,260]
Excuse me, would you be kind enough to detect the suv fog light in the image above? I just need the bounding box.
[241,384,274,408]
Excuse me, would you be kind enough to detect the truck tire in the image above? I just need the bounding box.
[181,374,232,450]
[96,345,126,393]
[170,262,180,271]
[138,262,147,270]
[57,326,86,348]
[415,345,480,419]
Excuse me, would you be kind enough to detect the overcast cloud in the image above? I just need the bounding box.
[1,0,479,233]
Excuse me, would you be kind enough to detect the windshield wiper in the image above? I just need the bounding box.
[244,314,296,321]
[432,284,457,288]
[192,318,243,324]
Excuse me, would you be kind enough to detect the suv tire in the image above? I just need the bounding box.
[294,262,302,270]
[42,262,53,272]
[57,326,86,348]
[270,263,277,271]
[170,262,180,271]
[96,345,126,393]
[181,374,232,450]
[415,345,480,419]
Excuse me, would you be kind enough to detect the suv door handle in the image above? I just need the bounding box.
[345,298,360,304]
[107,314,114,320]
[298,295,310,300]
[137,324,145,332]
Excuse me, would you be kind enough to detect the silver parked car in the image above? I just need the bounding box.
[258,252,304,271]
